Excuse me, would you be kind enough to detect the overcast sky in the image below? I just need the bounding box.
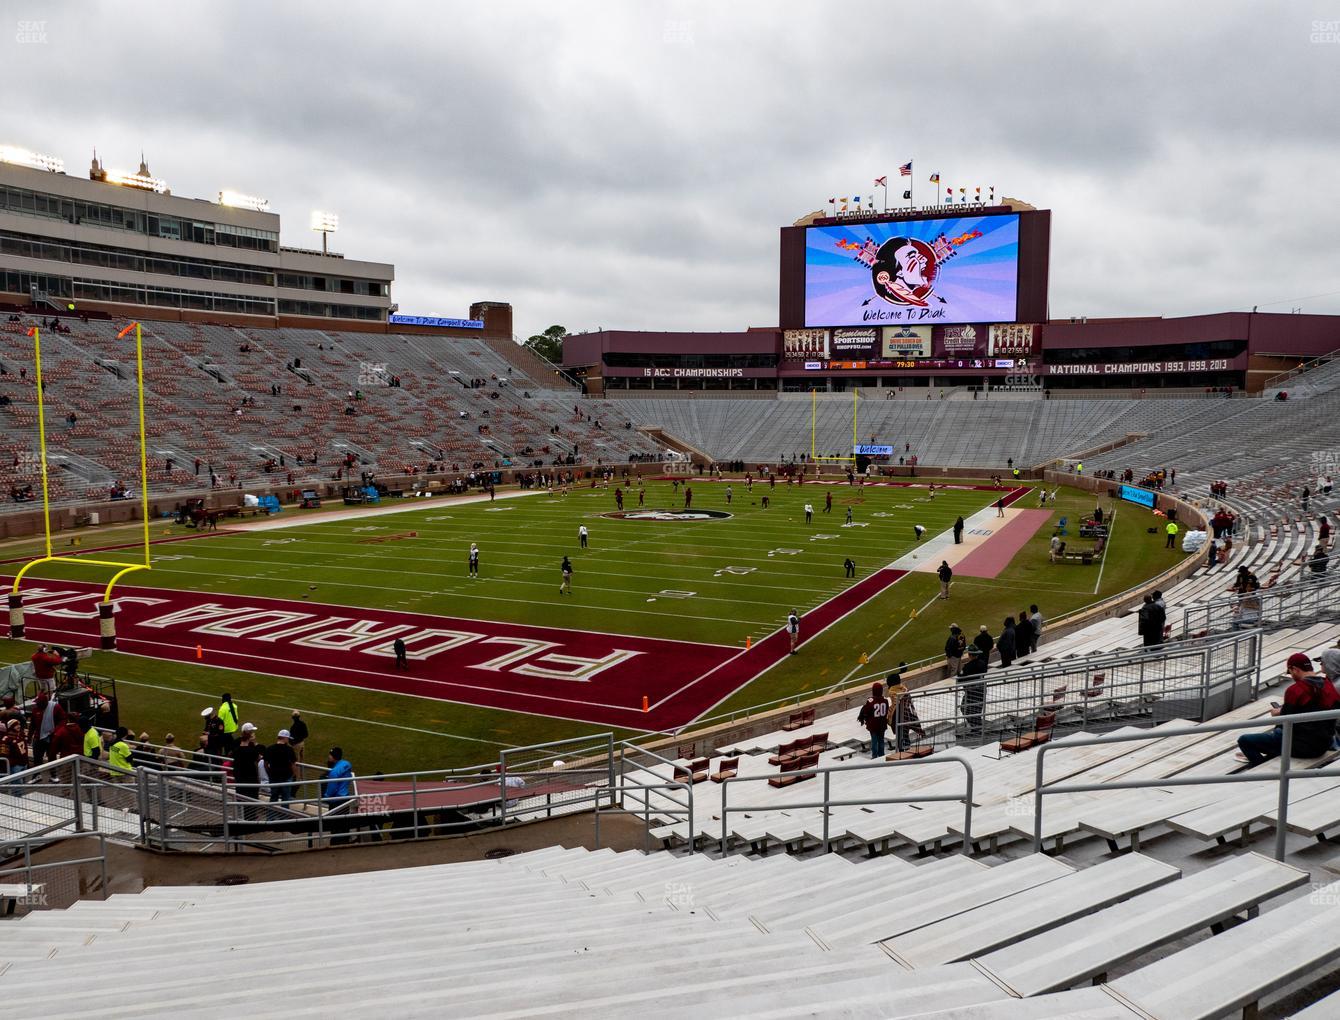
[8,1,1340,338]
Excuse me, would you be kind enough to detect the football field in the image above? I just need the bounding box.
[1,476,1183,770]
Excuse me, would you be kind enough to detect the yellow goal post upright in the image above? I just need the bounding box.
[9,321,152,650]
[808,386,860,468]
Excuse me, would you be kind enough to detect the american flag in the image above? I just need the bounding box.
[899,162,913,176]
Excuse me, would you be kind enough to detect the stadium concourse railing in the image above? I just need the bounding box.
[879,630,1262,751]
[1033,708,1340,861]
[0,734,618,853]
[1179,576,1340,639]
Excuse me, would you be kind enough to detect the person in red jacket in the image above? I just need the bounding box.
[50,716,84,760]
[856,681,890,759]
[30,645,62,692]
[1237,653,1340,766]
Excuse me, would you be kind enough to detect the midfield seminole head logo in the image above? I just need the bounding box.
[602,509,733,522]
[837,229,983,309]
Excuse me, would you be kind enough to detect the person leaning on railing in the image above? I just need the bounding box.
[1236,653,1340,766]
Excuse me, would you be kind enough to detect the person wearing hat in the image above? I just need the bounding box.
[288,710,309,764]
[1237,653,1340,766]
[264,728,299,804]
[973,625,994,665]
[201,706,226,758]
[958,645,989,736]
[0,694,22,726]
[232,723,264,813]
[937,560,953,599]
[857,681,891,758]
[944,625,966,677]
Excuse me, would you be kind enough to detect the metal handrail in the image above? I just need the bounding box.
[717,754,975,855]
[592,780,694,854]
[1032,708,1340,860]
[0,832,109,904]
[1180,576,1340,638]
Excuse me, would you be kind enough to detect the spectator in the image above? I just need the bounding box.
[998,617,1018,669]
[107,727,134,773]
[1014,610,1034,659]
[0,694,22,726]
[1138,593,1165,647]
[201,707,226,757]
[232,723,264,808]
[159,733,187,768]
[1,719,29,774]
[958,646,988,735]
[857,682,890,759]
[1309,543,1329,575]
[1028,605,1043,651]
[1237,653,1340,766]
[944,624,966,677]
[265,729,299,804]
[974,625,994,664]
[81,718,104,760]
[323,747,355,843]
[888,667,924,752]
[190,734,216,776]
[131,731,162,770]
[27,692,65,766]
[288,710,309,764]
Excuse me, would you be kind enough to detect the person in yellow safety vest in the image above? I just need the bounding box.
[1012,468,1020,479]
[1165,520,1180,549]
[82,721,103,760]
[107,726,134,773]
[217,693,240,752]
[1077,462,1084,475]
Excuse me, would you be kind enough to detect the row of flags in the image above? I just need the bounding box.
[828,163,996,212]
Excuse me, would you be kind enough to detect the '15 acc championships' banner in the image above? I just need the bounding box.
[804,213,1019,327]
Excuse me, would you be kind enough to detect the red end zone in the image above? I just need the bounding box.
[4,570,907,731]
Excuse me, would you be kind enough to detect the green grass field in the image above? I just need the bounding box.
[2,476,1186,771]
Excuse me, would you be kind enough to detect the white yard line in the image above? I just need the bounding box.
[835,590,942,686]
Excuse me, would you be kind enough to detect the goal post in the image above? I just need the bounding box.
[808,387,859,465]
[9,322,153,649]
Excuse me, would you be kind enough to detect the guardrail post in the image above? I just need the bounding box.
[606,735,616,811]
[499,766,508,828]
[719,779,729,855]
[71,758,83,833]
[685,782,694,856]
[136,768,149,845]
[961,758,974,855]
[1276,722,1293,862]
[219,778,230,852]
[99,833,108,899]
[1033,746,1046,853]
[822,770,832,854]
[412,776,420,840]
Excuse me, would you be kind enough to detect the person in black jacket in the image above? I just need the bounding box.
[1014,610,1034,658]
[1138,593,1165,647]
[997,617,1018,669]
[288,710,309,765]
[974,625,994,665]
[944,625,966,676]
[937,560,953,599]
[953,516,965,544]
[958,647,988,735]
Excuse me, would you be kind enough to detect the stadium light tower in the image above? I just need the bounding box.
[310,210,339,254]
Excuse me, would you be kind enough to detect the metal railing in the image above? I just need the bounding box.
[1033,708,1340,861]
[717,754,975,855]
[1180,576,1340,638]
[612,741,697,850]
[0,833,109,909]
[875,630,1261,750]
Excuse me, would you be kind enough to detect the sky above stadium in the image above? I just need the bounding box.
[9,1,1340,339]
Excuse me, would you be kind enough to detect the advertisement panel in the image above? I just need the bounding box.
[783,328,829,360]
[989,323,1037,356]
[830,327,880,358]
[1120,484,1157,508]
[936,323,988,358]
[804,213,1019,327]
[881,325,932,359]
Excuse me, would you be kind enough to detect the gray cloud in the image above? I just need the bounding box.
[7,0,1339,337]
